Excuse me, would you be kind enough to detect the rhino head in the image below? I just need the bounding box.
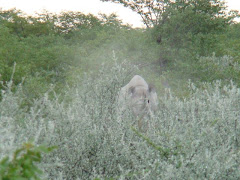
[128,83,158,118]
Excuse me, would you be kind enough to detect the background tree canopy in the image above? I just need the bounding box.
[101,0,238,54]
[0,2,239,101]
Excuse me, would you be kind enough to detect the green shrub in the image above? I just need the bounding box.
[0,143,55,180]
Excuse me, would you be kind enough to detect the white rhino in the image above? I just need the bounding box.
[118,75,158,130]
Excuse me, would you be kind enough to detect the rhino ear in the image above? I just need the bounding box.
[148,84,156,93]
[128,86,135,95]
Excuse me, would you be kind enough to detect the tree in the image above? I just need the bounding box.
[102,0,239,56]
[101,0,171,28]
[0,9,56,37]
[101,0,238,28]
[55,11,101,36]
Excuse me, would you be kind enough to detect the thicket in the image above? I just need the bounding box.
[102,0,240,91]
[0,9,160,102]
[1,0,240,178]
[1,61,239,179]
[1,1,239,100]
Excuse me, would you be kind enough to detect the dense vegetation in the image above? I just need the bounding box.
[1,0,240,178]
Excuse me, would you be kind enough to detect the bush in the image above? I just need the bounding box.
[1,58,239,179]
[184,54,240,86]
[0,143,55,180]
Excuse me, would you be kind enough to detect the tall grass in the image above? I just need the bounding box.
[0,56,239,179]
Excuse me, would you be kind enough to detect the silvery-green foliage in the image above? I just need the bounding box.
[1,56,240,179]
[42,59,139,179]
[154,80,240,179]
[199,54,240,72]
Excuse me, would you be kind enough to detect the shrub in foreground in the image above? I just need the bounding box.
[0,58,239,179]
[0,143,55,180]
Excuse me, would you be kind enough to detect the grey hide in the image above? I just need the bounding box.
[118,75,158,130]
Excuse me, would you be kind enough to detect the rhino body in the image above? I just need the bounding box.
[118,75,158,130]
